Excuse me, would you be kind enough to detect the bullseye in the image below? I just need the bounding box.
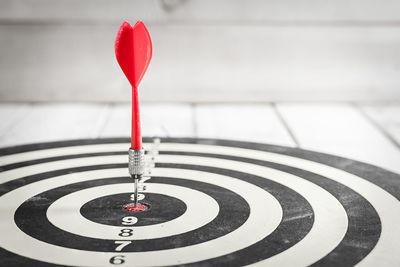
[124,203,148,212]
[0,137,399,267]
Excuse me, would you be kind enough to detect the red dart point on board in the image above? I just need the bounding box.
[115,21,152,149]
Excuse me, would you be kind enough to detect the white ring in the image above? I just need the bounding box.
[158,143,400,267]
[0,166,283,266]
[0,152,347,265]
[155,156,348,267]
[47,183,219,240]
[0,143,394,266]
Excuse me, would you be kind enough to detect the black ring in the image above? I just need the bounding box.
[12,162,313,257]
[14,174,250,252]
[1,137,395,266]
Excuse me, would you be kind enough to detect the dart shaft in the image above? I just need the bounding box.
[132,87,142,149]
[134,177,139,205]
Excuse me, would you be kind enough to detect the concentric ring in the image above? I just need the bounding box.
[46,183,219,240]
[0,137,399,267]
[15,175,250,247]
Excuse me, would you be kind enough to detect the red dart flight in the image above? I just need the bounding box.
[115,21,152,149]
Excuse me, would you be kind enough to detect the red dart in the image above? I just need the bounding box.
[115,21,152,149]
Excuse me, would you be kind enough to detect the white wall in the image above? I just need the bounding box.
[1,0,400,102]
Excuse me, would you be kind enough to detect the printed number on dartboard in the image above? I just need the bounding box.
[121,216,138,225]
[119,229,133,237]
[109,215,139,264]
[110,255,125,265]
[114,241,132,251]
[130,193,145,201]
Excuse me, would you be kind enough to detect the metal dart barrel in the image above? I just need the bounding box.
[128,148,145,205]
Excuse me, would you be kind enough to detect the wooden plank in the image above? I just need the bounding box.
[1,24,400,102]
[0,104,31,138]
[1,0,400,22]
[100,104,194,138]
[360,104,400,145]
[276,103,400,174]
[0,104,109,148]
[195,104,295,146]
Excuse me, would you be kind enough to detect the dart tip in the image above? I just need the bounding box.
[134,177,139,205]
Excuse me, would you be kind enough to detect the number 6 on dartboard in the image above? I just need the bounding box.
[109,255,125,265]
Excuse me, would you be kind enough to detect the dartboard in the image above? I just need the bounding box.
[1,137,399,267]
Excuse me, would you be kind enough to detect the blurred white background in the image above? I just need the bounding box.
[1,0,400,102]
[0,0,400,174]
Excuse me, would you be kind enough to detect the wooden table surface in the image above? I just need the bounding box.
[0,102,399,174]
